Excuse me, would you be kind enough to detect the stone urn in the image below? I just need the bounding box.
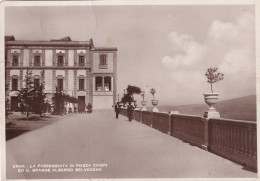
[141,100,147,111]
[134,101,138,107]
[151,99,159,112]
[203,93,220,118]
[134,101,139,110]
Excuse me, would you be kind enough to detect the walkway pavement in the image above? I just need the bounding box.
[6,110,257,179]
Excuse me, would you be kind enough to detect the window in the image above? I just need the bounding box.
[57,56,64,66]
[34,78,40,88]
[99,54,108,69]
[79,56,85,67]
[104,76,111,91]
[57,79,63,91]
[12,78,18,90]
[100,55,107,65]
[12,55,19,66]
[95,77,102,91]
[34,56,41,66]
[79,79,85,90]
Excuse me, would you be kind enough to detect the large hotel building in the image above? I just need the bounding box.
[5,36,118,112]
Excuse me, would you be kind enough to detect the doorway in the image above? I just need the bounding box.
[11,96,19,112]
[78,96,85,113]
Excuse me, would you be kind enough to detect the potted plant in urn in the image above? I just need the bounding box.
[86,103,92,113]
[140,91,147,111]
[204,67,224,118]
[150,88,159,112]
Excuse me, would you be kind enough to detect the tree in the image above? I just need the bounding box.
[52,90,79,115]
[18,69,34,119]
[205,67,224,93]
[86,103,92,113]
[32,71,47,116]
[150,88,156,100]
[121,85,141,105]
[52,87,64,115]
[140,91,145,101]
[5,97,10,118]
[5,82,11,118]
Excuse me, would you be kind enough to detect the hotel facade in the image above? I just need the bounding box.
[5,36,118,112]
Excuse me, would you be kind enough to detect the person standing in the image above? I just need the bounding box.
[127,103,134,121]
[115,103,120,119]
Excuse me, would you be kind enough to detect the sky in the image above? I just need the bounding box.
[5,5,256,106]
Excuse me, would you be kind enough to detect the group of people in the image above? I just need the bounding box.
[114,102,135,121]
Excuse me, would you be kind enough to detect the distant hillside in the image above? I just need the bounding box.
[158,95,256,121]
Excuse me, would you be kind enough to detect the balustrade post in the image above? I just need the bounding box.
[150,112,153,127]
[168,113,171,135]
[140,110,143,123]
[201,118,209,151]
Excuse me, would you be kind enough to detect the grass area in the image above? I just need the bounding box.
[5,113,64,141]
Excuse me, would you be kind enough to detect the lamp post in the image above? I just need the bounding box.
[123,88,126,107]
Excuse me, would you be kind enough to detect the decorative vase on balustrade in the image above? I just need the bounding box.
[141,100,147,111]
[203,93,220,118]
[151,99,159,112]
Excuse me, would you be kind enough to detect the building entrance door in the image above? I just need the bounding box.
[78,96,85,113]
[11,96,19,112]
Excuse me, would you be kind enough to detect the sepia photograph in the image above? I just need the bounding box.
[1,1,259,180]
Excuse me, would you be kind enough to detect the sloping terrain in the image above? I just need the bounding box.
[158,95,256,121]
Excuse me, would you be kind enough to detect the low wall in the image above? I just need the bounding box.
[153,112,170,134]
[142,111,153,126]
[119,108,257,170]
[208,118,257,170]
[134,110,142,122]
[120,108,127,117]
[171,114,206,148]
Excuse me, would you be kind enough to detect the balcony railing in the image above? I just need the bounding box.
[99,64,108,69]
[12,62,19,66]
[34,63,41,67]
[79,63,85,67]
[119,109,257,170]
[57,63,64,67]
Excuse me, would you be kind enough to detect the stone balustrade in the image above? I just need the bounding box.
[208,118,257,170]
[119,107,257,171]
[171,114,206,148]
[142,111,153,126]
[153,112,170,134]
[134,110,142,122]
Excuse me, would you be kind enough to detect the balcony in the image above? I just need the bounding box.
[79,63,85,67]
[12,62,19,66]
[57,63,64,67]
[99,64,108,69]
[34,63,41,67]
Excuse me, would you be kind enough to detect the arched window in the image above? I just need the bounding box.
[95,76,102,91]
[104,76,111,91]
[11,75,18,90]
[57,76,64,92]
[57,55,64,66]
[34,55,41,66]
[12,55,19,66]
[34,75,40,88]
[78,56,85,67]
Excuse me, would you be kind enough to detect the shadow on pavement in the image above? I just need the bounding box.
[6,129,30,141]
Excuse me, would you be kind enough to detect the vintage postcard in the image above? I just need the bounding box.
[0,0,259,180]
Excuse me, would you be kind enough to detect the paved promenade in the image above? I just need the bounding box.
[6,110,257,179]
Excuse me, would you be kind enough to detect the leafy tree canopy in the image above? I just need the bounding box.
[205,67,224,93]
[121,85,141,104]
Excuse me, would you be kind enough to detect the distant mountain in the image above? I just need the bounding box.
[157,95,256,121]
